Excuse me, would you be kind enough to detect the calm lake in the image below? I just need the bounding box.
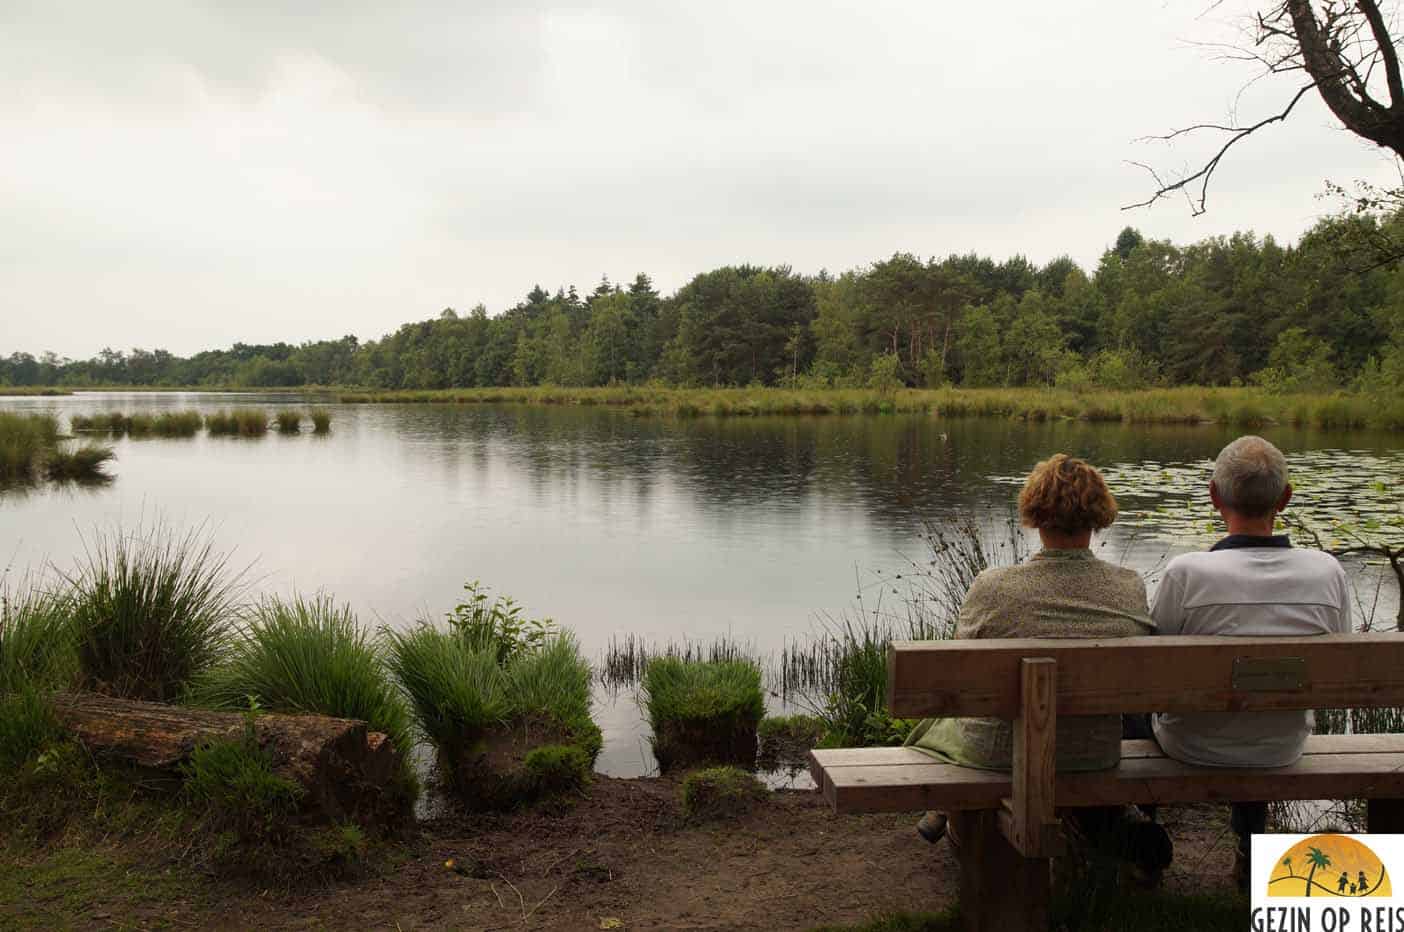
[4,391,1403,778]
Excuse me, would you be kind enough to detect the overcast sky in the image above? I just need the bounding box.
[3,1,1401,358]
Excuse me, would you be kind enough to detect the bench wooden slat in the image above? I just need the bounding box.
[887,633,1404,718]
[807,735,1404,772]
[811,735,1404,814]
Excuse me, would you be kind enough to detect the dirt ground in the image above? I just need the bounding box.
[2,777,1242,931]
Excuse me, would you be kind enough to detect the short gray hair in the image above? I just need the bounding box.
[1211,435,1288,517]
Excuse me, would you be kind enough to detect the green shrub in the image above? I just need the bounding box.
[679,765,767,821]
[523,743,593,794]
[182,718,305,843]
[640,658,764,771]
[44,444,115,481]
[309,409,331,433]
[447,580,555,664]
[66,522,243,702]
[274,410,301,433]
[0,687,63,774]
[190,595,415,783]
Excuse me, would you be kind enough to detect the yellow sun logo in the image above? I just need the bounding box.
[1268,834,1391,898]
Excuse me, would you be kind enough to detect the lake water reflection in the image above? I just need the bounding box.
[3,391,1402,777]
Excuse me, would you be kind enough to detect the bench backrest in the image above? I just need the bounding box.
[887,632,1404,719]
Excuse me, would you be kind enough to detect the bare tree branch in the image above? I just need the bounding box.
[1122,84,1315,214]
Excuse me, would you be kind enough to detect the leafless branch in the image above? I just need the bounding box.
[1123,83,1316,214]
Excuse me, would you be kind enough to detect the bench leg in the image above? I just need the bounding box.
[953,811,1050,932]
[1368,799,1404,833]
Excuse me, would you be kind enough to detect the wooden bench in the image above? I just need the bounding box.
[808,633,1404,932]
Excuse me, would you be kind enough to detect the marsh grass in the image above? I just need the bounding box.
[44,444,115,481]
[0,583,75,695]
[780,513,1026,747]
[335,385,1404,430]
[600,633,755,692]
[189,595,415,780]
[640,658,764,771]
[274,410,302,433]
[205,409,269,436]
[153,411,202,437]
[385,623,599,802]
[0,413,60,482]
[309,409,331,433]
[65,522,244,702]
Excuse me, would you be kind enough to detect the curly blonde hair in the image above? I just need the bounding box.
[1017,454,1118,534]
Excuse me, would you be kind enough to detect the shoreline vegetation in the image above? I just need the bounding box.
[5,385,1404,430]
[336,385,1404,429]
[0,519,1368,930]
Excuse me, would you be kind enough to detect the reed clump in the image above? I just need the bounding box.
[640,658,764,772]
[385,614,599,809]
[334,385,1404,430]
[0,413,60,482]
[274,410,302,434]
[154,411,203,437]
[206,409,269,436]
[44,445,115,481]
[64,523,244,703]
[309,409,331,433]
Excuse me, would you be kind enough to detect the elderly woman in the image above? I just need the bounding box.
[907,454,1164,868]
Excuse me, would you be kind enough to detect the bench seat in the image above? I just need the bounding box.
[810,734,1404,814]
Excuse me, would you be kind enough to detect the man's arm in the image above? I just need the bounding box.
[1335,563,1353,634]
[1150,564,1186,636]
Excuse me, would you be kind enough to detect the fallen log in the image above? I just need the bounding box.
[51,692,406,824]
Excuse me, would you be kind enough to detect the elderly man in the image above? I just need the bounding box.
[1150,435,1352,888]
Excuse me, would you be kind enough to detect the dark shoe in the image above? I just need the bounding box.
[1110,809,1173,875]
[917,811,948,844]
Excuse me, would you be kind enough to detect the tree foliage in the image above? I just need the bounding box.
[6,219,1404,396]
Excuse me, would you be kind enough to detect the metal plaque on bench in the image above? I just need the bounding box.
[1232,657,1307,691]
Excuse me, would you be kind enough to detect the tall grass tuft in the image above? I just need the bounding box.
[44,444,115,481]
[206,409,269,436]
[640,657,764,771]
[204,411,236,435]
[235,409,269,436]
[153,410,203,437]
[274,410,302,434]
[0,582,75,695]
[65,522,244,702]
[309,409,331,433]
[189,594,414,766]
[383,626,508,762]
[0,413,60,482]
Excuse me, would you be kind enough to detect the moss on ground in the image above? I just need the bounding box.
[680,766,768,822]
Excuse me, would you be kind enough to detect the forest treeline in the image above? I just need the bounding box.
[6,216,1404,395]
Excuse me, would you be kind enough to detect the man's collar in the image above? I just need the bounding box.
[1210,534,1292,552]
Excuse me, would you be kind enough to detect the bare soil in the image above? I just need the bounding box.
[0,777,1241,931]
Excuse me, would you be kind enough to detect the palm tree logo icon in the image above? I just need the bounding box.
[1267,835,1389,898]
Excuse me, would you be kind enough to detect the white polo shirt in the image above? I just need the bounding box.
[1150,536,1352,768]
